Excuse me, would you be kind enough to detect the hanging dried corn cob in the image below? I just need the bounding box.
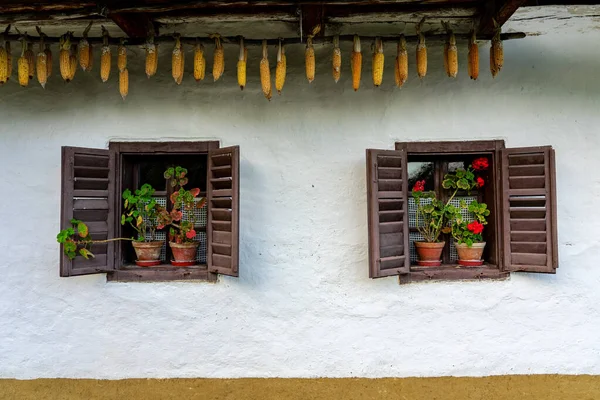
[0,34,7,84]
[260,40,271,100]
[194,41,205,82]
[416,19,427,79]
[117,38,127,72]
[212,34,224,82]
[68,44,77,81]
[395,35,408,88]
[17,36,28,87]
[78,21,92,71]
[25,41,35,79]
[35,28,47,88]
[172,34,183,83]
[176,45,184,85]
[87,41,93,72]
[372,37,384,87]
[490,21,503,78]
[442,21,458,78]
[6,39,12,81]
[468,30,479,80]
[145,34,157,78]
[120,68,129,100]
[44,43,52,77]
[351,35,362,91]
[275,39,286,95]
[332,35,341,83]
[59,33,72,82]
[237,37,246,90]
[100,26,111,82]
[305,25,320,83]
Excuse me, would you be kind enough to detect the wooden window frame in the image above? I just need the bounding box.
[394,140,510,283]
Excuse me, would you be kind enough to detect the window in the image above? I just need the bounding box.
[366,140,558,282]
[59,142,240,282]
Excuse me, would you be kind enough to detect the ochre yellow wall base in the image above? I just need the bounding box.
[1,375,599,400]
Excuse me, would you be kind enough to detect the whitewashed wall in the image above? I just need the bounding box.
[1,7,600,379]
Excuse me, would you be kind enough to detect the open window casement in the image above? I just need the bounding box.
[60,147,116,277]
[366,149,411,278]
[501,146,558,273]
[207,145,240,277]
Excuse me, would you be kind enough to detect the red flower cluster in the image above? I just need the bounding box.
[472,157,489,171]
[467,221,484,235]
[413,180,426,192]
[186,229,197,239]
[476,177,485,188]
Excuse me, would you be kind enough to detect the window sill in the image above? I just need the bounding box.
[107,264,217,283]
[399,264,509,284]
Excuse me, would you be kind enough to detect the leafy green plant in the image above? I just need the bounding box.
[56,219,95,260]
[449,200,490,246]
[157,166,206,244]
[412,180,450,243]
[121,183,164,242]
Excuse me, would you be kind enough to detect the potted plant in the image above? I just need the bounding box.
[443,157,491,266]
[57,219,97,261]
[412,180,449,266]
[121,183,165,266]
[157,166,206,266]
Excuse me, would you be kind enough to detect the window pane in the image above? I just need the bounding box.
[448,161,465,172]
[408,161,434,191]
[139,162,167,191]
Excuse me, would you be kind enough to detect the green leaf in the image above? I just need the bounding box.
[442,179,455,189]
[457,178,470,190]
[136,216,143,227]
[466,170,474,180]
[79,248,95,259]
[121,214,126,225]
[70,218,81,225]
[64,241,77,253]
[455,169,466,178]
[77,222,89,238]
[466,238,474,247]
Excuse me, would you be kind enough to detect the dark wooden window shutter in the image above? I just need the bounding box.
[501,146,558,273]
[366,149,410,278]
[60,147,116,277]
[207,145,240,277]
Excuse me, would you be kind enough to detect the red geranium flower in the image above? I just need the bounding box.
[186,229,197,239]
[476,177,485,187]
[189,188,200,197]
[413,180,426,192]
[472,157,489,171]
[467,221,484,235]
[170,191,179,204]
[170,210,183,221]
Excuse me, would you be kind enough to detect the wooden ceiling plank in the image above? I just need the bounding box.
[107,12,156,38]
[478,0,528,35]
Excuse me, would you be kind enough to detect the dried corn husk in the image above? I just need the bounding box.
[237,37,246,90]
[442,21,458,78]
[6,40,12,81]
[78,22,92,71]
[25,42,34,79]
[275,39,286,94]
[372,37,384,87]
[332,35,341,83]
[18,37,28,87]
[59,33,72,82]
[0,41,7,84]
[260,40,271,100]
[117,38,127,72]
[100,26,111,82]
[351,35,362,91]
[490,25,503,78]
[395,35,408,88]
[120,68,128,100]
[468,30,479,80]
[305,25,320,83]
[194,41,206,82]
[44,44,52,78]
[68,44,77,81]
[145,36,157,78]
[35,30,47,88]
[212,34,224,82]
[416,20,427,79]
[172,34,183,82]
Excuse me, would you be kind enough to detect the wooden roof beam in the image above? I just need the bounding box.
[478,0,528,35]
[106,12,156,38]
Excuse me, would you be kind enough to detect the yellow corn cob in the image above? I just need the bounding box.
[18,38,28,87]
[468,31,479,80]
[305,39,315,83]
[0,45,7,84]
[6,40,12,81]
[176,47,184,85]
[59,34,72,82]
[332,35,341,83]
[25,43,34,79]
[372,37,384,87]
[117,39,127,72]
[172,34,183,83]
[78,38,90,71]
[491,28,503,76]
[351,35,362,91]
[395,35,408,88]
[212,35,224,82]
[416,34,427,79]
[194,42,206,82]
[36,35,47,88]
[68,45,77,81]
[119,68,128,100]
[237,37,246,90]
[44,44,52,77]
[260,40,271,100]
[275,40,286,94]
[490,45,498,78]
[443,22,457,78]
[100,26,110,82]
[145,38,157,78]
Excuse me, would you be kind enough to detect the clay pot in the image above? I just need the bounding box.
[169,241,199,265]
[414,241,445,267]
[132,241,163,266]
[455,242,486,267]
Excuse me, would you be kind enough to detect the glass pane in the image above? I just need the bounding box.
[138,155,208,192]
[408,161,434,191]
[139,162,168,191]
[448,161,465,172]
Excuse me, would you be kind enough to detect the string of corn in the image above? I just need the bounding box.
[490,24,503,78]
[395,35,408,88]
[416,19,427,79]
[443,21,458,78]
[120,68,129,100]
[0,38,7,84]
[44,43,52,77]
[260,39,271,100]
[275,39,286,94]
[78,22,92,71]
[35,30,47,88]
[332,35,341,83]
[18,37,28,87]
[59,33,71,82]
[305,25,320,83]
[372,37,384,87]
[237,37,246,90]
[100,26,111,82]
[351,35,362,91]
[145,35,157,79]
[194,41,206,82]
[468,30,479,80]
[117,38,127,72]
[212,34,224,82]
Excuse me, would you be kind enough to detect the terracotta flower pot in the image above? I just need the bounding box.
[414,241,445,267]
[132,241,163,267]
[169,242,199,266]
[455,242,486,266]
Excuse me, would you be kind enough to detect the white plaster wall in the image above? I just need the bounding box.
[1,8,600,379]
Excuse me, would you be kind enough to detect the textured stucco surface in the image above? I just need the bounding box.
[1,7,600,379]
